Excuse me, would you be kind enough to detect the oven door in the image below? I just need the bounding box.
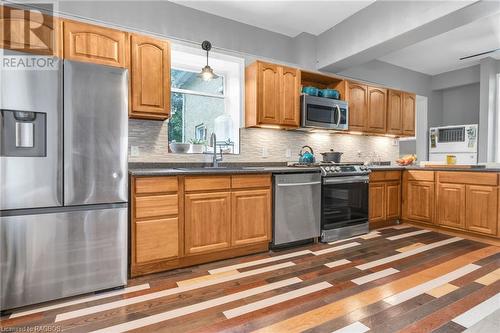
[301,95,348,130]
[321,176,369,230]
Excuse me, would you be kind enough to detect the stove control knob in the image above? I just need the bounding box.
[325,167,330,172]
[335,166,341,172]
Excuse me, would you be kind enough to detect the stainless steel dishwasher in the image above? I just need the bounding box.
[273,172,321,246]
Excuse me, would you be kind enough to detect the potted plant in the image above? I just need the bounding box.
[189,138,206,153]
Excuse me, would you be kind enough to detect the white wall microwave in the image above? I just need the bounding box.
[301,95,348,131]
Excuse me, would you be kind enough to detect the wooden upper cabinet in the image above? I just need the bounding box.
[346,82,367,131]
[231,189,271,246]
[466,185,498,235]
[130,34,171,120]
[367,86,387,133]
[245,61,300,128]
[62,20,127,67]
[184,192,231,255]
[259,62,281,124]
[0,6,60,56]
[387,90,403,135]
[436,183,466,229]
[402,92,416,136]
[280,66,301,127]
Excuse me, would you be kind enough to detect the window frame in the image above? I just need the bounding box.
[168,43,244,154]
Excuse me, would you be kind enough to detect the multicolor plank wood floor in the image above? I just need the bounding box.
[1,225,499,332]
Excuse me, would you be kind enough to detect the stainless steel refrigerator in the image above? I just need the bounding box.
[0,53,128,311]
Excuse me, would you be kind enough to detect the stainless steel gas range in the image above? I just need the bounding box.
[319,162,370,242]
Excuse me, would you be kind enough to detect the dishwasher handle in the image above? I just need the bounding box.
[277,181,321,187]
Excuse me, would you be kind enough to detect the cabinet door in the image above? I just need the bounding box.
[185,192,231,254]
[0,6,60,56]
[62,20,127,67]
[437,183,466,229]
[369,183,386,222]
[386,181,401,220]
[407,181,434,223]
[135,217,179,263]
[232,189,271,246]
[466,185,498,235]
[280,66,301,127]
[258,62,281,125]
[130,34,170,119]
[387,90,403,135]
[402,92,416,136]
[346,82,368,131]
[367,87,387,133]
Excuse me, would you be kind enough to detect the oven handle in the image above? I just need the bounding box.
[277,181,322,187]
[323,176,369,185]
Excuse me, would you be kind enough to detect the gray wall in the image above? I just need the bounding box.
[441,83,480,126]
[57,0,300,66]
[336,60,442,127]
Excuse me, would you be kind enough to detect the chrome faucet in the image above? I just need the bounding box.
[210,132,223,167]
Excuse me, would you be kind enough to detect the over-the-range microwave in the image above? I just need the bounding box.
[300,94,349,131]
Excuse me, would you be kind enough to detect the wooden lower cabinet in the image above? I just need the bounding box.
[131,174,272,277]
[369,183,385,223]
[465,185,498,235]
[386,181,401,220]
[232,189,271,246]
[436,183,465,229]
[369,171,401,225]
[135,217,179,263]
[406,181,434,223]
[184,192,231,254]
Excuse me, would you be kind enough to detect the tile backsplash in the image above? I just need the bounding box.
[128,119,399,163]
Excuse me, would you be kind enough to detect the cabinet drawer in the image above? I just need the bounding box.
[184,176,231,192]
[232,174,271,189]
[135,217,179,263]
[437,172,498,186]
[369,171,386,182]
[370,171,401,182]
[404,170,434,182]
[135,177,178,194]
[135,194,178,219]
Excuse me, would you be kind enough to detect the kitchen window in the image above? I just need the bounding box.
[168,45,244,154]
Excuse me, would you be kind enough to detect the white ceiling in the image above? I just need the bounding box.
[379,12,500,76]
[170,0,374,37]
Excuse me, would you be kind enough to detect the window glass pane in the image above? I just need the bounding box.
[171,68,224,95]
[168,92,184,143]
[168,92,236,154]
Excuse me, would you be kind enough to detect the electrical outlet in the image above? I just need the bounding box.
[261,147,269,158]
[392,138,399,146]
[130,146,140,157]
[285,149,292,158]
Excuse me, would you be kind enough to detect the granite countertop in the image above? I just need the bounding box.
[369,165,500,172]
[128,162,321,176]
[128,162,500,176]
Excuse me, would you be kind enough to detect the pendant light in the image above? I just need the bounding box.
[199,40,219,81]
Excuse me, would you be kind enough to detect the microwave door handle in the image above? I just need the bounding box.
[335,105,341,126]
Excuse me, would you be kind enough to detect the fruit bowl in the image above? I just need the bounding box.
[396,154,417,166]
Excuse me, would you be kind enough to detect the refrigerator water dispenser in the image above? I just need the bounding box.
[0,109,46,157]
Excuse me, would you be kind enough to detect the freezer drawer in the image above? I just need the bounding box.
[0,207,127,310]
[273,173,321,246]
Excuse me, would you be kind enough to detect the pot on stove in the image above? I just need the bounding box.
[321,149,343,163]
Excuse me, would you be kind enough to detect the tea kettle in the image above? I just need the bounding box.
[298,145,315,164]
